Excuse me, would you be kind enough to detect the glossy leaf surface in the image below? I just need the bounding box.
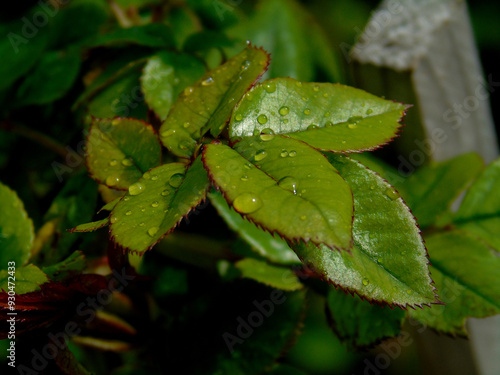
[230,78,407,152]
[203,137,354,251]
[86,118,162,190]
[110,157,209,254]
[159,46,269,158]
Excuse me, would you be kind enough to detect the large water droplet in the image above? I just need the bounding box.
[201,77,214,86]
[279,106,289,116]
[183,121,190,128]
[235,114,243,121]
[161,189,170,196]
[280,150,288,158]
[362,278,370,286]
[106,176,120,187]
[151,201,159,208]
[325,121,334,127]
[348,123,358,129]
[257,114,268,125]
[313,85,320,92]
[125,211,132,216]
[110,216,118,224]
[260,134,274,142]
[148,227,159,237]
[366,108,374,115]
[303,109,311,115]
[109,159,118,167]
[264,82,276,93]
[278,176,299,195]
[129,182,145,195]
[289,150,297,157]
[307,124,318,130]
[233,193,262,214]
[240,175,249,181]
[254,150,268,161]
[151,175,158,181]
[169,174,184,188]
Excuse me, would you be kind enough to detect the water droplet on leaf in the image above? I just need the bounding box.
[278,176,299,194]
[233,193,262,214]
[257,114,268,125]
[148,227,159,237]
[279,106,289,116]
[129,182,145,195]
[169,174,184,188]
[254,150,268,161]
[289,150,297,157]
[201,77,214,86]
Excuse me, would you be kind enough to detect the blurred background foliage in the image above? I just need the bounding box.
[0,0,498,374]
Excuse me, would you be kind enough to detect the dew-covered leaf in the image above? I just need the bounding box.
[399,153,484,228]
[203,136,353,251]
[235,258,303,291]
[230,78,407,152]
[410,231,500,335]
[0,264,48,295]
[0,182,34,269]
[326,288,405,349]
[141,51,205,120]
[454,157,500,251]
[293,155,437,307]
[110,157,209,254]
[159,46,269,158]
[209,191,300,265]
[86,118,162,190]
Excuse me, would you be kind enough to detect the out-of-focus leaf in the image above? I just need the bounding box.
[110,157,209,254]
[0,10,50,92]
[86,118,162,190]
[0,264,48,294]
[89,23,175,48]
[159,46,269,158]
[0,182,34,268]
[398,153,484,228]
[183,30,237,53]
[186,0,241,29]
[230,78,407,152]
[203,137,354,251]
[141,51,205,120]
[293,155,437,307]
[227,0,336,81]
[16,48,81,106]
[87,67,148,119]
[326,288,405,348]
[70,218,108,233]
[411,231,500,335]
[209,191,299,265]
[49,0,109,49]
[235,258,303,291]
[42,251,86,281]
[454,157,500,251]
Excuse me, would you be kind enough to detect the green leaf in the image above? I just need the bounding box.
[235,258,303,291]
[209,191,300,265]
[86,118,162,190]
[141,51,205,120]
[87,67,148,119]
[159,46,269,158]
[454,157,500,251]
[183,30,237,53]
[89,23,175,48]
[42,251,86,282]
[0,10,49,92]
[16,48,81,107]
[203,137,354,251]
[70,218,109,233]
[227,0,316,81]
[43,172,98,264]
[0,264,48,294]
[229,78,407,152]
[399,153,484,228]
[110,157,209,254]
[410,231,500,335]
[293,155,437,307]
[326,288,405,348]
[0,182,34,269]
[266,365,308,375]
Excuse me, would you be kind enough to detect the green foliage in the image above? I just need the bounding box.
[1,1,499,373]
[0,182,34,267]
